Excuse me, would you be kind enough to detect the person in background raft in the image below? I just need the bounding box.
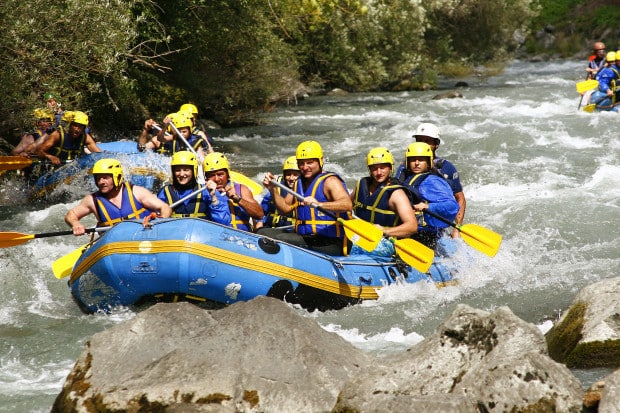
[262,140,352,256]
[44,92,64,127]
[351,147,417,240]
[11,109,55,158]
[255,155,300,231]
[65,158,172,235]
[157,151,230,224]
[34,111,101,166]
[588,51,619,112]
[586,42,607,80]
[401,142,459,251]
[179,103,215,153]
[139,113,210,159]
[395,123,466,239]
[203,152,264,232]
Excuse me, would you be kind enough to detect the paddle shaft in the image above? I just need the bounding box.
[35,227,99,239]
[421,209,460,229]
[271,179,339,220]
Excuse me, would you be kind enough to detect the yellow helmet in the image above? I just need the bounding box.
[71,111,89,126]
[178,109,196,123]
[33,108,54,121]
[405,142,434,166]
[171,150,198,178]
[179,103,198,115]
[296,140,323,168]
[172,112,193,130]
[203,152,230,174]
[164,112,178,133]
[282,155,300,172]
[606,51,616,62]
[366,147,394,168]
[92,158,124,187]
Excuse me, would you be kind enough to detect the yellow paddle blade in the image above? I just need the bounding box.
[0,232,35,248]
[458,224,502,257]
[338,218,382,252]
[52,244,88,279]
[0,156,33,172]
[230,170,263,196]
[391,238,434,273]
[582,104,596,113]
[576,79,598,94]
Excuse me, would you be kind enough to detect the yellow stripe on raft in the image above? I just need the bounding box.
[70,240,380,300]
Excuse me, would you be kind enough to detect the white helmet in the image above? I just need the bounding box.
[414,123,441,142]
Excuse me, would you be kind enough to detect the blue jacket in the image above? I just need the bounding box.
[93,183,151,226]
[403,172,459,231]
[596,65,619,93]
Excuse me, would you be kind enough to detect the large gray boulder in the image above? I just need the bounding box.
[333,304,583,413]
[593,369,620,413]
[546,277,620,368]
[52,297,372,412]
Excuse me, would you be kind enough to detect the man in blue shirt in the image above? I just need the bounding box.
[589,51,619,112]
[395,123,466,238]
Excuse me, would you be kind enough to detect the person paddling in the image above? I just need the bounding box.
[179,103,215,153]
[586,42,607,80]
[587,51,619,112]
[351,147,417,239]
[157,151,230,223]
[395,123,466,238]
[203,152,264,232]
[401,142,459,250]
[256,155,300,231]
[262,140,353,256]
[34,111,101,166]
[65,158,172,235]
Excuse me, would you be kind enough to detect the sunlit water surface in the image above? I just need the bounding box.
[0,60,618,412]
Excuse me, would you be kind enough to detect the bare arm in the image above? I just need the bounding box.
[263,172,295,214]
[65,195,97,235]
[313,175,352,213]
[236,184,264,220]
[11,134,34,156]
[451,191,466,238]
[84,134,102,153]
[34,130,62,165]
[197,130,214,153]
[383,189,418,238]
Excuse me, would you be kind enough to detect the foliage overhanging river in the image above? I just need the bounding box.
[0,59,618,412]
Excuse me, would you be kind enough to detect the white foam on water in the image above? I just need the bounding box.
[321,323,425,355]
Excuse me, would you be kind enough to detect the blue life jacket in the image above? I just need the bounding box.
[50,127,83,162]
[353,177,405,227]
[294,172,349,238]
[93,183,150,226]
[261,176,296,227]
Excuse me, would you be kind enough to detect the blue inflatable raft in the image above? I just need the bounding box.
[68,218,457,313]
[31,141,169,199]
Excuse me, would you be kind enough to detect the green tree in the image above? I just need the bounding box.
[0,0,172,139]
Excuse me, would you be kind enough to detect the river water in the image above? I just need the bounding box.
[1,60,618,412]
